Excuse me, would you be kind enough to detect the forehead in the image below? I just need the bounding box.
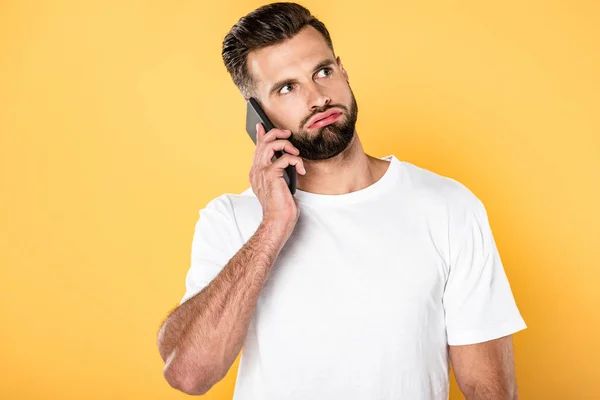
[247,26,334,94]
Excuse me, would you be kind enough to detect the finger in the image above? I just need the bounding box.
[262,140,300,165]
[263,128,292,144]
[256,123,266,142]
[269,153,306,175]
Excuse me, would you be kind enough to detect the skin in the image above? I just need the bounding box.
[246,25,520,399]
[450,335,519,399]
[246,25,391,196]
[157,24,519,398]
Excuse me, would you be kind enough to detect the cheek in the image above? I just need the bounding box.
[323,80,352,105]
[269,104,304,129]
[321,77,346,90]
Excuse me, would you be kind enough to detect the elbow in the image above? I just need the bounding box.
[162,352,222,396]
[462,383,518,400]
[163,362,211,395]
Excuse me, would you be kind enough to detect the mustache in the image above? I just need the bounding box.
[301,104,348,128]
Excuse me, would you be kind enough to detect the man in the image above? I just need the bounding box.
[157,2,527,399]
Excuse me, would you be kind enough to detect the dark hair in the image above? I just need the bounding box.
[221,2,335,99]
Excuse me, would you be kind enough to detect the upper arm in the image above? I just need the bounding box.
[179,195,244,305]
[442,195,526,398]
[449,335,517,399]
[442,195,526,345]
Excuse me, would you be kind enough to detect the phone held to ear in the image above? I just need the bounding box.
[245,97,297,195]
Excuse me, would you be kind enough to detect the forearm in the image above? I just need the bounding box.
[159,218,289,394]
[463,382,518,400]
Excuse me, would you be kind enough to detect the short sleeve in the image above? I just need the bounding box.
[443,197,527,345]
[179,195,244,305]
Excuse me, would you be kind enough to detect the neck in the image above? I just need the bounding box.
[295,132,390,195]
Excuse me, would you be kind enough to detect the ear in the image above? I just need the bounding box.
[336,56,349,82]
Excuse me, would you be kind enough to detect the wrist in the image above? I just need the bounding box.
[260,216,295,242]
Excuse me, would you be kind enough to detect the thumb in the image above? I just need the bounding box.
[256,123,265,140]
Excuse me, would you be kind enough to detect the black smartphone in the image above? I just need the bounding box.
[245,97,297,195]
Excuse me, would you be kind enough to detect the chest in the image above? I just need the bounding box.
[254,207,449,333]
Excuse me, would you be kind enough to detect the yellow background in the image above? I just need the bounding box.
[1,0,598,398]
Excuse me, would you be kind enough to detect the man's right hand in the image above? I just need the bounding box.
[249,122,306,236]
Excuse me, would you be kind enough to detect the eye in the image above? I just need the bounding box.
[279,83,294,95]
[316,67,333,78]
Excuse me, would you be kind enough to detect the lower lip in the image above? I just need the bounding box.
[309,113,341,129]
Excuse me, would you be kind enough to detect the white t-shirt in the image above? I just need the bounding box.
[179,154,527,400]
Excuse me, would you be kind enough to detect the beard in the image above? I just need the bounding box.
[289,88,358,161]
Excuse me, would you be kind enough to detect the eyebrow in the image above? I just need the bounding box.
[268,58,336,96]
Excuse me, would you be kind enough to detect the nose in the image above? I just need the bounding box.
[306,81,331,111]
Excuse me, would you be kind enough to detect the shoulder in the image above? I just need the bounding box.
[396,160,494,267]
[398,160,484,214]
[201,187,258,214]
[198,187,262,237]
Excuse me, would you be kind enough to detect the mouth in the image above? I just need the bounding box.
[308,112,342,129]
